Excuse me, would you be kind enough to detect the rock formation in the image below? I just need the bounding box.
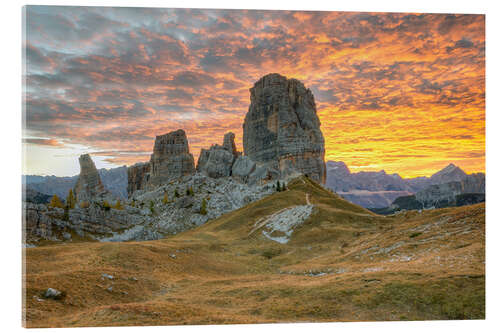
[243,73,326,184]
[127,162,150,197]
[74,154,111,202]
[415,173,485,207]
[232,156,256,183]
[148,129,196,187]
[24,167,128,200]
[197,132,239,178]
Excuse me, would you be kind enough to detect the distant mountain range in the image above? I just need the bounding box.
[23,166,128,200]
[23,161,484,210]
[325,161,484,208]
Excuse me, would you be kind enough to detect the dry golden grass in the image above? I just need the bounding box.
[23,176,485,327]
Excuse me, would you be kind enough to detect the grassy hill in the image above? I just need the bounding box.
[23,176,485,327]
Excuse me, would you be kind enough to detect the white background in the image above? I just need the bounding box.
[1,0,498,332]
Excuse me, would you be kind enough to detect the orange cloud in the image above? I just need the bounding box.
[24,8,485,178]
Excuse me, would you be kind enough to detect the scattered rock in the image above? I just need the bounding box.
[252,204,314,244]
[169,253,177,259]
[176,196,194,209]
[42,288,64,300]
[101,273,114,280]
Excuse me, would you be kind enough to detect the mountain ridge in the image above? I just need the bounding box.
[325,161,484,208]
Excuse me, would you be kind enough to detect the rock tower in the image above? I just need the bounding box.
[74,154,110,202]
[243,73,326,184]
[148,129,196,187]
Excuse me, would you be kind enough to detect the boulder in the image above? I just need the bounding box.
[247,165,280,186]
[243,73,326,184]
[43,288,64,300]
[232,156,256,183]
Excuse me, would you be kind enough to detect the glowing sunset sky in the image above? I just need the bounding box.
[23,6,485,178]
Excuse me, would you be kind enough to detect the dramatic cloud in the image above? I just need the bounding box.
[23,6,485,177]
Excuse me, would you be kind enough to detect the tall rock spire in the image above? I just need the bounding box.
[74,154,110,202]
[243,73,326,184]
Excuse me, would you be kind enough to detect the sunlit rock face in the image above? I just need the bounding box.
[243,73,326,184]
[148,129,196,187]
[74,154,110,202]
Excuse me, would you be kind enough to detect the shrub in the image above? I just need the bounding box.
[49,195,64,209]
[200,198,208,215]
[187,187,194,196]
[174,188,180,198]
[79,201,90,209]
[162,193,169,204]
[261,248,282,259]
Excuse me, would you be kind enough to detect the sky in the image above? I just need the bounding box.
[22,6,485,178]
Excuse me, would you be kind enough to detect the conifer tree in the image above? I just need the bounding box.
[200,198,207,215]
[49,195,64,209]
[66,189,76,209]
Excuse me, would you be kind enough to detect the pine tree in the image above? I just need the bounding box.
[162,193,169,204]
[276,181,281,192]
[174,188,180,198]
[200,198,207,215]
[49,195,64,209]
[66,189,76,209]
